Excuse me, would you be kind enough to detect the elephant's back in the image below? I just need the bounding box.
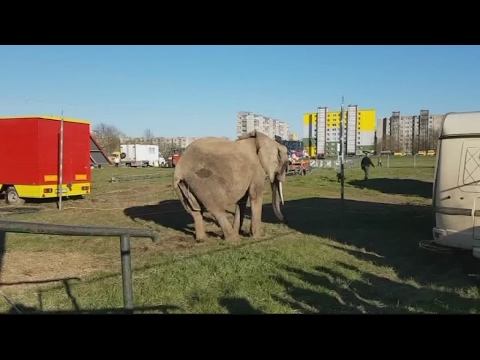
[185,137,234,153]
[176,137,258,178]
[181,137,252,162]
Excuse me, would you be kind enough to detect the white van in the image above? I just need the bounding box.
[432,111,480,259]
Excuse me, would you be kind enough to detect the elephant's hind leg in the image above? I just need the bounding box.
[212,210,239,243]
[233,192,248,235]
[191,210,207,242]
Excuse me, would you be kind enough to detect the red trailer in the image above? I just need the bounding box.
[0,115,92,205]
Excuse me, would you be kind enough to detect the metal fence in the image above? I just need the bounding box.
[0,219,159,314]
[373,155,436,168]
[309,155,436,170]
[309,158,359,170]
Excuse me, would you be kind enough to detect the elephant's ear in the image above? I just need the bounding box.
[253,131,280,183]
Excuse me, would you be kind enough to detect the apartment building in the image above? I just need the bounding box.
[162,137,199,149]
[303,106,376,158]
[236,111,290,140]
[378,110,444,153]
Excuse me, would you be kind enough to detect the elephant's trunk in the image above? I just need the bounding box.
[271,179,287,225]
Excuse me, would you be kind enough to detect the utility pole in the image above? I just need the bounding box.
[58,110,64,211]
[339,96,345,205]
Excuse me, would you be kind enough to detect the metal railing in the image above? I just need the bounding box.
[0,219,159,314]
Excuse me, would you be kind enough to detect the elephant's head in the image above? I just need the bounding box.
[237,131,289,224]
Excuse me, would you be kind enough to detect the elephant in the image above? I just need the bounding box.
[172,130,290,243]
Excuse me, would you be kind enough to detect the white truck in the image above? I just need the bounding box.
[158,154,167,167]
[120,144,160,167]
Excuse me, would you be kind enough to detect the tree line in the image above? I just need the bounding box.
[375,128,441,154]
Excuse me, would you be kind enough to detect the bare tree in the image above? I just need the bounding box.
[144,128,155,144]
[375,138,383,154]
[93,123,124,154]
[382,134,391,152]
[381,134,401,153]
[155,138,174,158]
[431,128,441,151]
[390,136,401,152]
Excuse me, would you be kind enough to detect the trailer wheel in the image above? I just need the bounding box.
[5,186,24,206]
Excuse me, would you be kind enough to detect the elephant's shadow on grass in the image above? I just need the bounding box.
[124,197,429,248]
[124,200,245,239]
[348,178,433,199]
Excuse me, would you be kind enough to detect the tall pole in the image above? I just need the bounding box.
[411,116,416,155]
[59,110,64,211]
[340,96,345,204]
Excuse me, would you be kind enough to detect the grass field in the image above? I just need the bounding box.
[0,155,479,314]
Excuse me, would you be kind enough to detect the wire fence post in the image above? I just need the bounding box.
[340,97,345,205]
[387,154,390,168]
[120,234,134,313]
[413,154,417,168]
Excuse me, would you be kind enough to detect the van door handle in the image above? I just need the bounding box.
[440,195,451,201]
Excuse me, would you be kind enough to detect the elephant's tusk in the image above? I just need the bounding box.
[279,181,284,206]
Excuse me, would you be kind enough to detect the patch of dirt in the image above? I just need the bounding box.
[0,250,113,291]
[167,235,194,243]
[0,207,43,216]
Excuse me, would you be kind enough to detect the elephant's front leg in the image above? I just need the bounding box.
[249,196,263,239]
[233,192,249,235]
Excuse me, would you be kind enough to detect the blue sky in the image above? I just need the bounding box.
[0,45,479,139]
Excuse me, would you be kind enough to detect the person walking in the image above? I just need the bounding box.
[361,153,375,180]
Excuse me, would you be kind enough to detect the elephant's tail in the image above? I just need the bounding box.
[173,177,202,212]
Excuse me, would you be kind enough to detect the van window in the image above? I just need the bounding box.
[458,139,480,192]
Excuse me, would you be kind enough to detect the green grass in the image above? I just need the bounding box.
[0,156,479,314]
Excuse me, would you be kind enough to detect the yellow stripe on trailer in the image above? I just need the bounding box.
[14,183,91,199]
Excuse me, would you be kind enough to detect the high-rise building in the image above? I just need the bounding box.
[236,111,290,140]
[303,106,376,158]
[377,110,444,153]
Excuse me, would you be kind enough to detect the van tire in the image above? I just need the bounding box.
[5,186,25,206]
